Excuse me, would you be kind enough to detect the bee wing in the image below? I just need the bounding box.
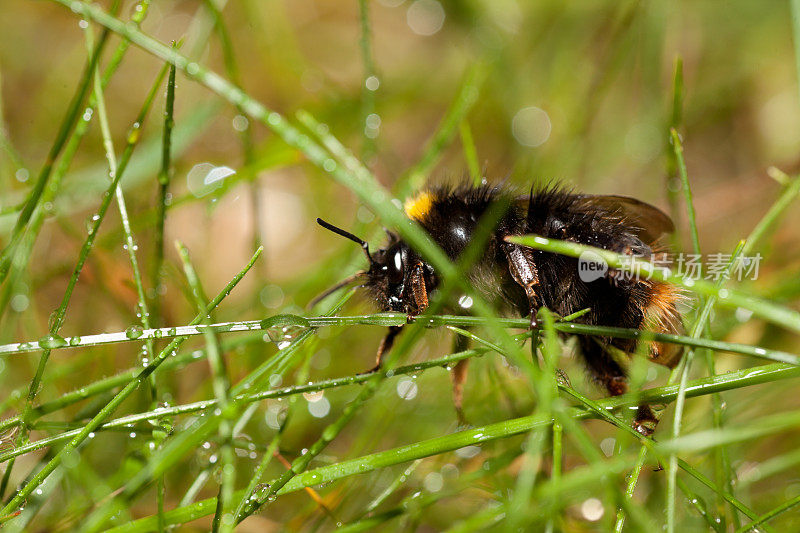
[578,195,675,244]
[514,193,674,245]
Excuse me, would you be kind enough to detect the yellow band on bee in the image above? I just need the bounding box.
[404,191,435,220]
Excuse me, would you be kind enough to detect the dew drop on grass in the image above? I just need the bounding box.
[125,325,144,339]
[254,483,270,498]
[127,122,141,144]
[264,324,306,349]
[301,471,323,487]
[38,334,67,349]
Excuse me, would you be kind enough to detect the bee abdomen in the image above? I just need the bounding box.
[641,280,685,367]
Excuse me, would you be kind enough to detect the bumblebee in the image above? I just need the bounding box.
[316,183,683,436]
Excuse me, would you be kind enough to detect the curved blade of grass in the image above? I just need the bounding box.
[79,282,346,531]
[666,242,744,532]
[176,241,236,533]
[150,56,176,329]
[742,173,800,257]
[3,315,795,367]
[5,352,799,466]
[670,127,700,258]
[615,171,800,531]
[87,19,158,400]
[103,394,790,533]
[0,246,262,518]
[734,494,800,533]
[15,59,169,434]
[0,1,151,322]
[0,49,169,503]
[0,1,119,285]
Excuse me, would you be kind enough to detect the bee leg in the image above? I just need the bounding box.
[452,360,470,427]
[503,243,541,328]
[361,325,403,374]
[634,405,659,437]
[407,262,429,314]
[451,331,471,427]
[579,338,658,437]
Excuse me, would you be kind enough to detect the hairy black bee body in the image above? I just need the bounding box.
[317,183,683,435]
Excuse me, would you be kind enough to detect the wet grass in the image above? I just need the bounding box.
[1,1,799,531]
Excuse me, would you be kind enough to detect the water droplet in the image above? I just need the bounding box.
[127,122,141,144]
[301,471,323,487]
[125,325,144,339]
[407,0,446,36]
[262,315,309,348]
[38,334,67,349]
[365,75,380,91]
[396,378,418,400]
[232,114,249,132]
[186,163,236,197]
[10,294,29,313]
[308,396,331,418]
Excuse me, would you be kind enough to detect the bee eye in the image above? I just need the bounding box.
[389,251,404,283]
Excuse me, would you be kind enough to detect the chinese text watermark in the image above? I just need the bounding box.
[578,252,762,284]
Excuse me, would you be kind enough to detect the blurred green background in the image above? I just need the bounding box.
[1,0,799,531]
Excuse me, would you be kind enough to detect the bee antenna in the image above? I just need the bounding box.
[316,218,374,264]
[308,270,366,308]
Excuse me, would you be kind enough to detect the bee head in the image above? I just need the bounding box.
[366,234,415,312]
[315,218,431,313]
